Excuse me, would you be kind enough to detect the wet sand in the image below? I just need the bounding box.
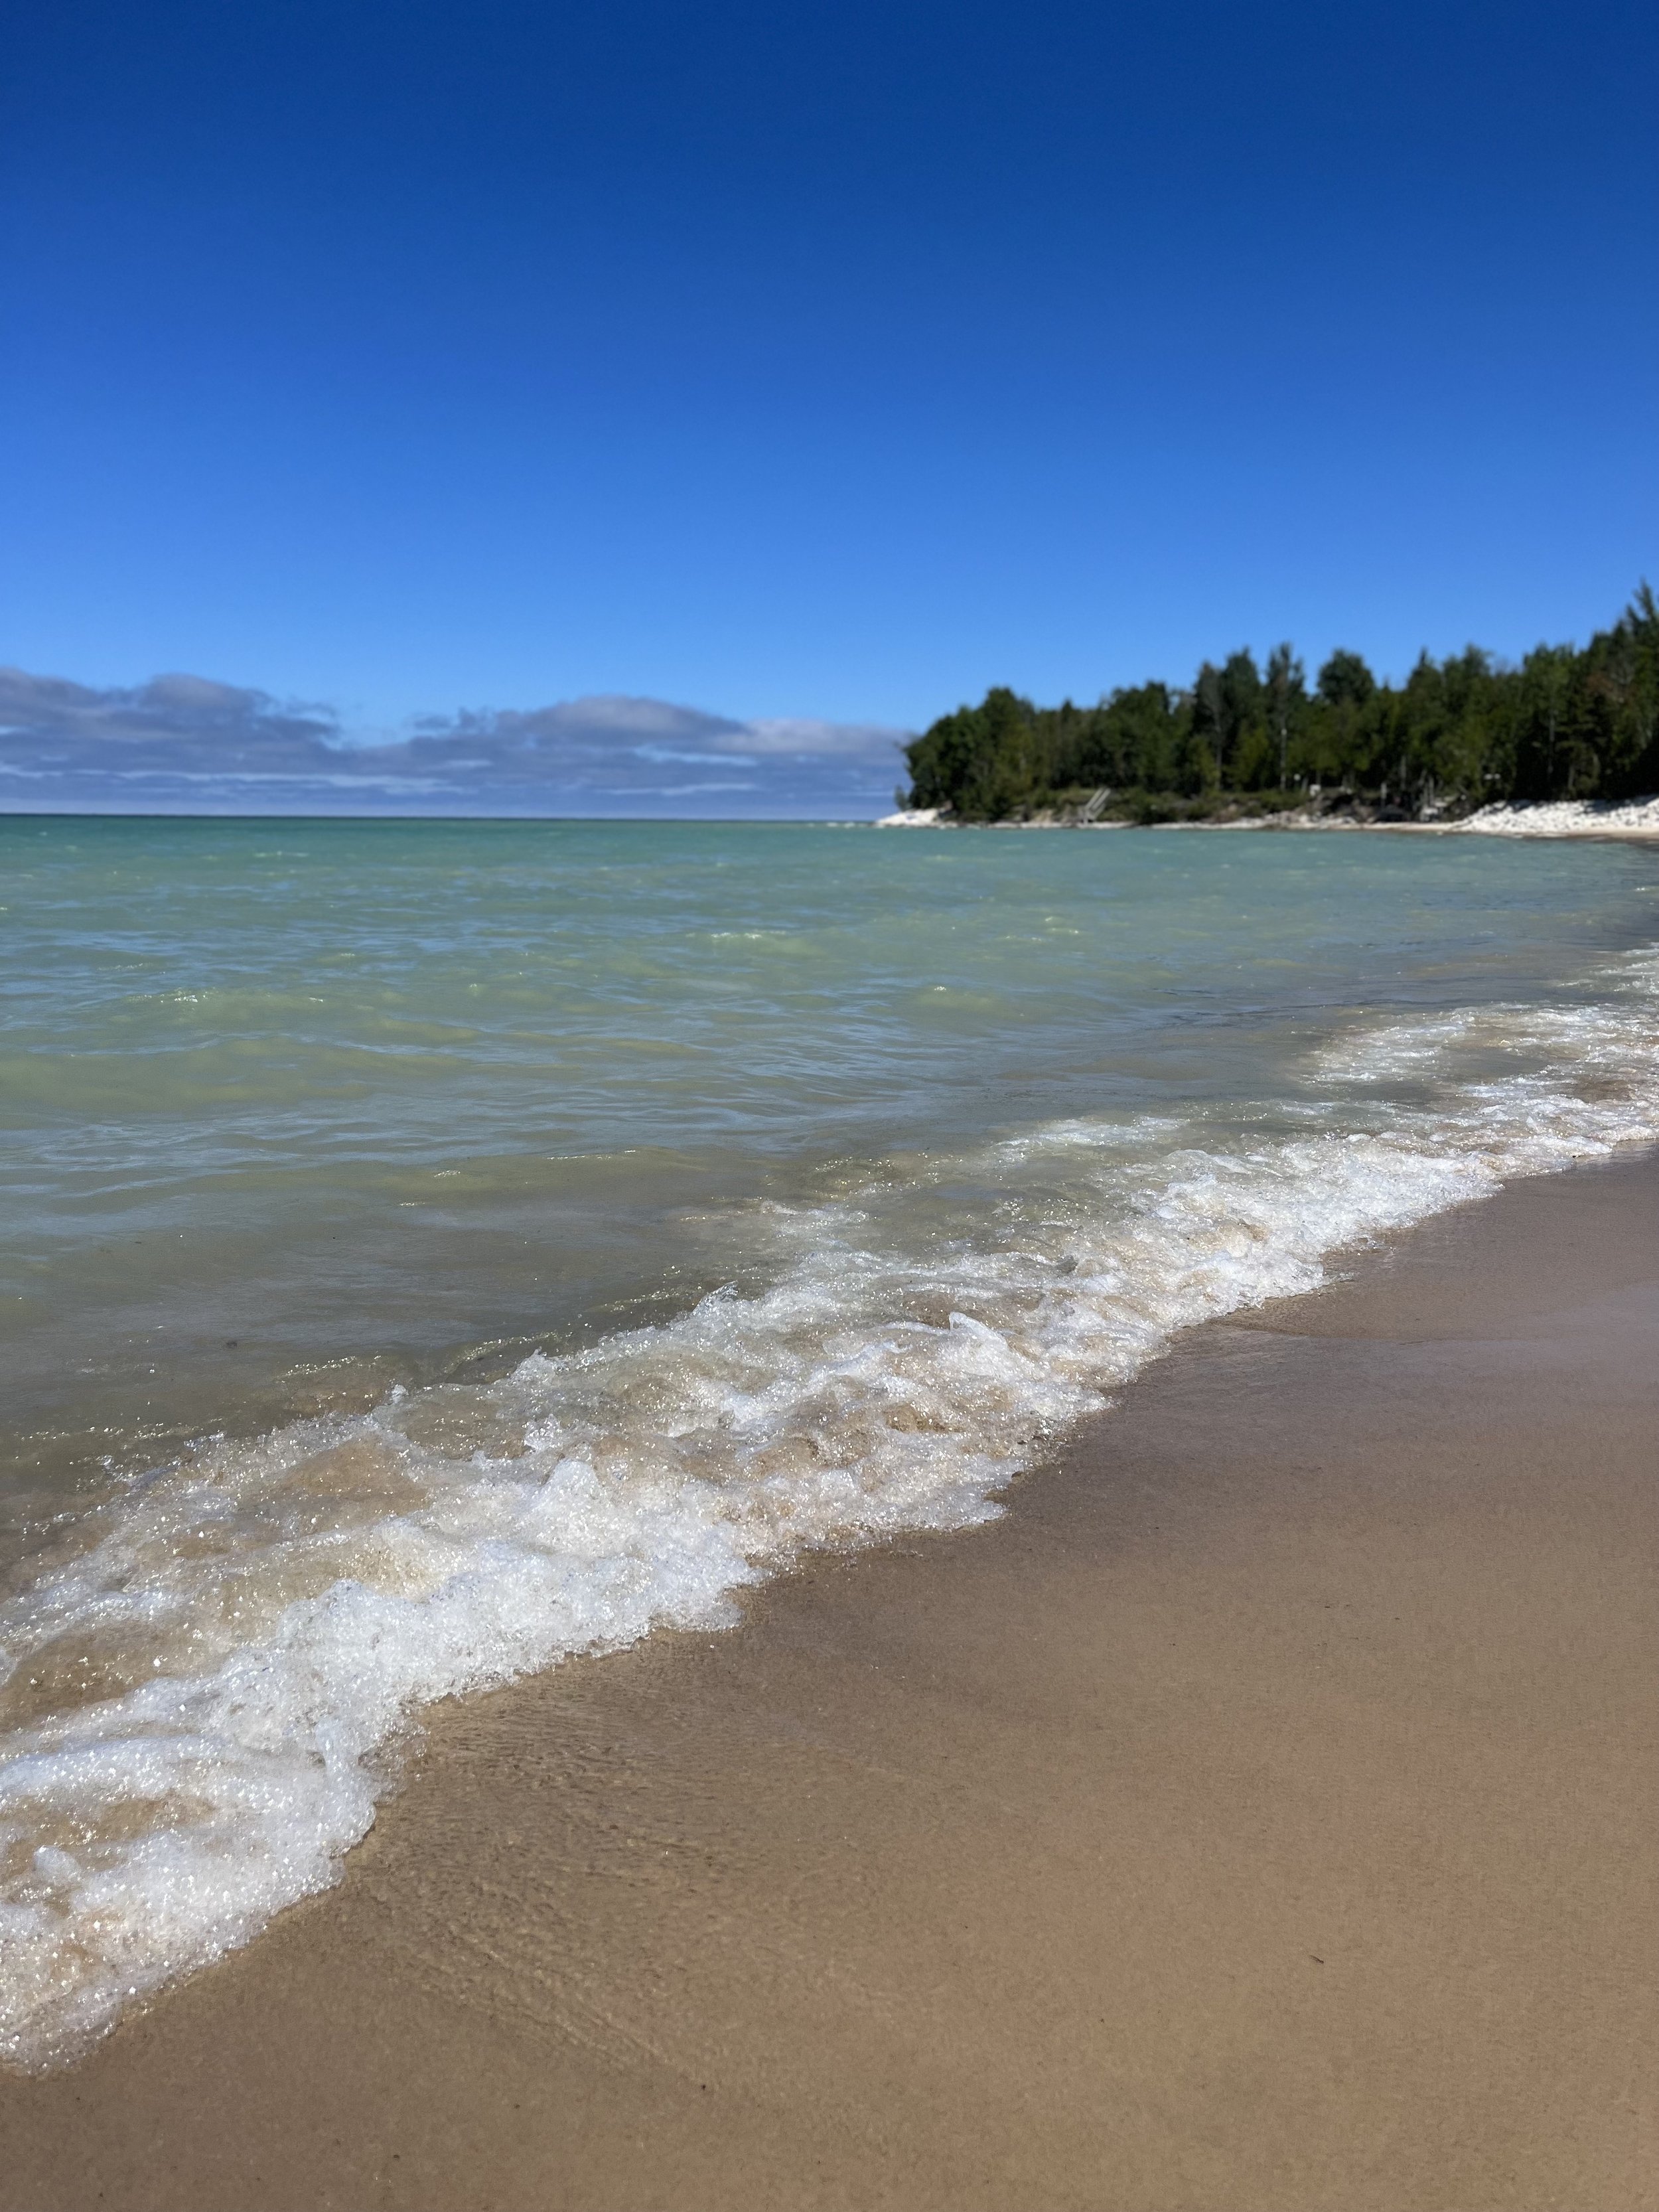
[3,1152,1656,2210]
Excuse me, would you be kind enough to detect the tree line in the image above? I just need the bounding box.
[901,585,1659,822]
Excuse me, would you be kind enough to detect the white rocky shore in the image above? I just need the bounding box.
[1453,797,1659,837]
[873,805,948,826]
[876,795,1659,836]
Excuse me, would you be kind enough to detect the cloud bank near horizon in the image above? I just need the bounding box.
[0,667,910,818]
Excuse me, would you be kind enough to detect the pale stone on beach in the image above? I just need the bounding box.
[1456,796,1659,836]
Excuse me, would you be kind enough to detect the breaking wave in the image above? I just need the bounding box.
[2,954,1657,2067]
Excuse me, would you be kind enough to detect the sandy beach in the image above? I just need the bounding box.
[3,1149,1654,2210]
[7,2,1654,2201]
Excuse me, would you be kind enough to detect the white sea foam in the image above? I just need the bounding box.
[2,962,1658,2067]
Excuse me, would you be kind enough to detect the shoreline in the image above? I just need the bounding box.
[877,818,1659,840]
[2,1148,1654,2207]
[876,802,1659,839]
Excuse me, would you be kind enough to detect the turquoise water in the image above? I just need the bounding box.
[5,817,1652,1485]
[2,815,1657,2064]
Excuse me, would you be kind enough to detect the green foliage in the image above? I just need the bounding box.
[902,587,1659,819]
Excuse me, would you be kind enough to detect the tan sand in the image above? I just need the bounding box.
[2,1153,1656,2210]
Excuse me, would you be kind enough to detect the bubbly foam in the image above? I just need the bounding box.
[3,958,1658,2068]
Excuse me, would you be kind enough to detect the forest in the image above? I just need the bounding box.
[901,586,1659,822]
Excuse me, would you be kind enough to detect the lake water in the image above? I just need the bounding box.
[3,815,1657,2065]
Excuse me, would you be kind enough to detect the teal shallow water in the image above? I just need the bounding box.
[1,816,1657,2065]
[5,817,1652,1491]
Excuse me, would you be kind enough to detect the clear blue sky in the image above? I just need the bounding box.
[1,0,1654,811]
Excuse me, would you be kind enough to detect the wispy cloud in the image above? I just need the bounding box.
[0,668,909,817]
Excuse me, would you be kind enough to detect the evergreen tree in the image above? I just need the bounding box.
[900,587,1658,819]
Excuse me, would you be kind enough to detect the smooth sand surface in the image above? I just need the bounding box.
[3,1154,1656,2210]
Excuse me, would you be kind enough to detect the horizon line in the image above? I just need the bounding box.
[0,807,883,825]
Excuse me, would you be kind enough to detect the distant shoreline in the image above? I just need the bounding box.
[896,590,1659,834]
[6,802,1658,836]
[877,794,1659,840]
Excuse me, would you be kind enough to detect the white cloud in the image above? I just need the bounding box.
[0,668,911,817]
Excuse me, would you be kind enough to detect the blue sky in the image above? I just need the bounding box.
[2,0,1654,814]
